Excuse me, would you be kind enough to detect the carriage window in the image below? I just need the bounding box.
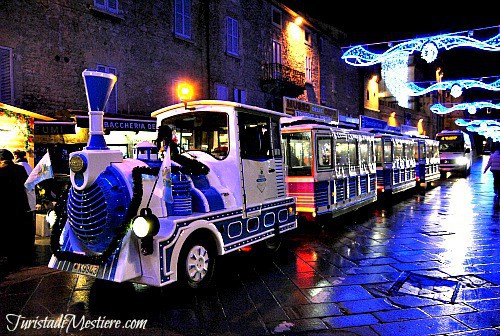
[348,138,358,166]
[383,140,392,163]
[283,131,312,176]
[317,136,332,170]
[360,139,369,165]
[335,138,349,167]
[426,142,433,159]
[160,111,229,160]
[394,141,403,161]
[416,142,424,160]
[375,138,383,165]
[433,144,440,159]
[404,142,414,160]
[239,112,271,160]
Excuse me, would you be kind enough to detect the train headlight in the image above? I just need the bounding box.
[132,208,160,238]
[456,156,469,166]
[46,209,58,229]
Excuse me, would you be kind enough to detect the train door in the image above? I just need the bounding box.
[238,111,278,213]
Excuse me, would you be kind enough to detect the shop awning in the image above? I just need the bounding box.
[0,102,55,121]
[76,116,157,132]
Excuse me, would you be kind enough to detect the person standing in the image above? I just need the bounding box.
[483,142,500,205]
[13,150,36,212]
[0,149,33,265]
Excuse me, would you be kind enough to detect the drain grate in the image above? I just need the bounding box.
[389,271,461,303]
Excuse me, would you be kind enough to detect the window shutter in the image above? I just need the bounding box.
[108,0,118,11]
[216,85,228,100]
[0,48,13,104]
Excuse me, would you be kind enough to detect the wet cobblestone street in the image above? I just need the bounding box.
[1,156,499,335]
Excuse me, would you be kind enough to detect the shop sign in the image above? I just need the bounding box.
[76,116,156,132]
[283,97,339,123]
[34,122,76,135]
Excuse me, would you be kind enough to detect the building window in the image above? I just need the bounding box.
[305,56,312,83]
[226,16,239,56]
[272,40,282,79]
[0,47,13,104]
[272,39,282,64]
[234,88,246,104]
[94,0,119,13]
[96,65,117,113]
[318,36,324,54]
[216,84,228,100]
[304,28,311,45]
[271,6,281,28]
[174,0,191,39]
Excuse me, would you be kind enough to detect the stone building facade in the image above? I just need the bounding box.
[0,0,362,118]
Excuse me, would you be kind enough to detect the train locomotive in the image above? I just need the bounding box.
[48,70,297,288]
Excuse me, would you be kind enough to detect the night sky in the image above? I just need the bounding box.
[284,2,499,101]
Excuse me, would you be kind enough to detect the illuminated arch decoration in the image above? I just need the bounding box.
[342,29,500,107]
[430,101,500,115]
[407,78,500,97]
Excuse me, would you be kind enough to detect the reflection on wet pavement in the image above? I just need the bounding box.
[1,156,499,335]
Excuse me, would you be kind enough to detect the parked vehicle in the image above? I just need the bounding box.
[436,130,473,177]
[281,118,377,222]
[47,71,297,288]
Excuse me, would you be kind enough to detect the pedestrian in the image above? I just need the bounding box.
[0,149,34,265]
[13,150,36,212]
[483,142,500,205]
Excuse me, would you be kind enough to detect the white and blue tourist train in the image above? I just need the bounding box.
[48,70,297,288]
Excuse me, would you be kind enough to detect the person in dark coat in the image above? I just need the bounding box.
[0,149,34,265]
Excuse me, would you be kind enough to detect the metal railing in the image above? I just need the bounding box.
[261,63,305,88]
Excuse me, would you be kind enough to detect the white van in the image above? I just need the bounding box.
[436,130,473,176]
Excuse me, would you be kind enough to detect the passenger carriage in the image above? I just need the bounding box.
[281,118,377,222]
[372,132,417,195]
[412,136,440,189]
[48,70,297,288]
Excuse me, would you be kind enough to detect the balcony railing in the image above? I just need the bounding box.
[260,63,305,97]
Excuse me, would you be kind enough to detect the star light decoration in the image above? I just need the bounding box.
[342,29,500,112]
[455,118,500,141]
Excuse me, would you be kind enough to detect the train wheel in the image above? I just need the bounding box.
[178,235,216,289]
[263,235,282,252]
[254,235,282,256]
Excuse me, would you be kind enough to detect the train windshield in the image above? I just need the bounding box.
[437,135,464,152]
[283,131,312,176]
[160,111,229,159]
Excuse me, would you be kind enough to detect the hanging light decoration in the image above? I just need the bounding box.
[342,26,500,108]
[430,101,500,115]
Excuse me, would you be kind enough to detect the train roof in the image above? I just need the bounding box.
[281,119,374,137]
[151,100,290,119]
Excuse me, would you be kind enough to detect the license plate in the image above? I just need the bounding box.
[72,263,99,277]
